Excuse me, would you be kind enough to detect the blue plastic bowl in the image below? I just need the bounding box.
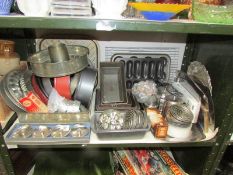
[141,11,175,21]
[0,0,13,15]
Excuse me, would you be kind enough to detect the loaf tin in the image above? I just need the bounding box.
[111,53,171,89]
[6,123,90,145]
[100,62,127,104]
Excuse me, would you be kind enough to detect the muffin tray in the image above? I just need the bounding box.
[111,54,171,89]
[6,123,90,145]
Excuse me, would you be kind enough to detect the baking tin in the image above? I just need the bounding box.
[70,73,81,95]
[0,69,25,112]
[31,75,48,104]
[11,125,33,139]
[91,110,150,134]
[6,123,91,145]
[95,89,140,111]
[111,53,171,89]
[74,67,97,108]
[18,112,90,124]
[166,104,193,127]
[41,77,53,96]
[37,39,98,69]
[28,45,89,77]
[100,62,127,104]
[48,43,70,63]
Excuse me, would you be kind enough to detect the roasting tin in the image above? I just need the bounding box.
[111,53,171,89]
[18,112,90,124]
[95,89,140,111]
[91,110,150,136]
[6,123,90,145]
[100,62,127,104]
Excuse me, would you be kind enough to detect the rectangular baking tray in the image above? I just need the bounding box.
[18,112,90,124]
[91,112,150,135]
[111,53,171,89]
[100,62,127,104]
[6,123,90,145]
[95,89,140,111]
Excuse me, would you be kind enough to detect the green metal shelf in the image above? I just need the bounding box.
[1,16,233,35]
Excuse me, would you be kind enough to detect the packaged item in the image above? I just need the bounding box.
[146,108,163,128]
[132,80,158,107]
[154,120,168,139]
[48,88,87,113]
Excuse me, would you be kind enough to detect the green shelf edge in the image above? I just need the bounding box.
[17,139,216,149]
[1,17,233,35]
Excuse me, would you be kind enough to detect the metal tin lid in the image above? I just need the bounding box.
[167,104,193,127]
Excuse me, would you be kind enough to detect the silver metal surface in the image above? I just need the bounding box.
[71,124,89,137]
[92,110,150,133]
[18,112,90,123]
[28,45,89,77]
[166,104,194,127]
[41,78,53,96]
[74,67,97,107]
[0,69,25,112]
[12,125,33,138]
[100,62,127,104]
[51,125,70,138]
[48,43,70,63]
[32,126,52,138]
[70,73,81,95]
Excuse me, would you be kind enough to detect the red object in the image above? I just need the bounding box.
[19,91,48,113]
[31,75,48,104]
[54,76,71,99]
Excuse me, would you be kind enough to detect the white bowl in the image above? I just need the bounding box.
[17,0,51,16]
[91,0,128,18]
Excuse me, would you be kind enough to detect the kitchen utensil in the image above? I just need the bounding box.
[54,76,71,99]
[112,53,170,89]
[100,62,127,104]
[74,67,97,108]
[28,45,89,77]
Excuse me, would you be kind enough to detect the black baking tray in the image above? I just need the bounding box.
[111,53,171,89]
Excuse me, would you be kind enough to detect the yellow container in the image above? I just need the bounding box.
[129,2,190,13]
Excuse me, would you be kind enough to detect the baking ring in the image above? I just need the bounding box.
[28,45,89,77]
[41,78,53,97]
[31,75,48,104]
[70,73,81,96]
[54,76,71,99]
[74,67,97,108]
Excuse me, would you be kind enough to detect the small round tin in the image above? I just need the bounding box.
[12,125,33,138]
[32,125,52,138]
[166,104,193,127]
[51,125,70,138]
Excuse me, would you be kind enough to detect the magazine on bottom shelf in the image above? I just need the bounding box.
[113,149,188,175]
